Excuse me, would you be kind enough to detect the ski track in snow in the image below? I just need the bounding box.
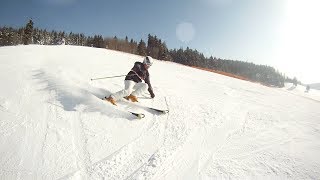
[0,45,320,179]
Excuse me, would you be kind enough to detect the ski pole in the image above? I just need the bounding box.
[90,75,127,81]
[90,74,136,81]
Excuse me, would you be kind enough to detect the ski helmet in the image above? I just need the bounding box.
[143,56,154,66]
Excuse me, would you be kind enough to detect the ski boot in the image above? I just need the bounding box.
[105,96,117,105]
[125,94,138,102]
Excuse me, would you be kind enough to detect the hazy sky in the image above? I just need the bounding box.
[0,0,319,83]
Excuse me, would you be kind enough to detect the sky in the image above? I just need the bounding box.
[0,0,319,84]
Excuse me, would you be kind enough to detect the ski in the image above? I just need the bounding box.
[128,111,145,119]
[122,97,169,114]
[147,107,169,114]
[101,97,145,119]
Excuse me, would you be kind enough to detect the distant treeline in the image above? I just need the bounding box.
[0,19,299,87]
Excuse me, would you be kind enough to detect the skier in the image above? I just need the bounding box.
[105,56,155,105]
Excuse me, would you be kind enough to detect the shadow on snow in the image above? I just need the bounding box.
[31,69,136,120]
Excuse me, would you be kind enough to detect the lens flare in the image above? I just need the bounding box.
[176,22,195,43]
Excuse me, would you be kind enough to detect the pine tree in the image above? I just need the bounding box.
[158,42,172,61]
[32,28,42,44]
[137,39,147,56]
[23,19,34,45]
[293,77,298,86]
[52,31,59,45]
[0,27,11,46]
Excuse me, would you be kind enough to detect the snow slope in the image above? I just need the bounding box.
[0,45,319,179]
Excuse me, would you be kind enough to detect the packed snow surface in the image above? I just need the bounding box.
[0,45,319,179]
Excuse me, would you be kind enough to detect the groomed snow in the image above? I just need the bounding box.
[0,45,319,179]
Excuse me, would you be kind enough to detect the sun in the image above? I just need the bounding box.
[276,0,320,83]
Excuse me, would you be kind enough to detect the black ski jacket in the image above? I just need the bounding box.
[125,62,155,98]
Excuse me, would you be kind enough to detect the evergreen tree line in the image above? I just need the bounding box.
[0,23,171,59]
[169,48,286,87]
[0,20,293,87]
